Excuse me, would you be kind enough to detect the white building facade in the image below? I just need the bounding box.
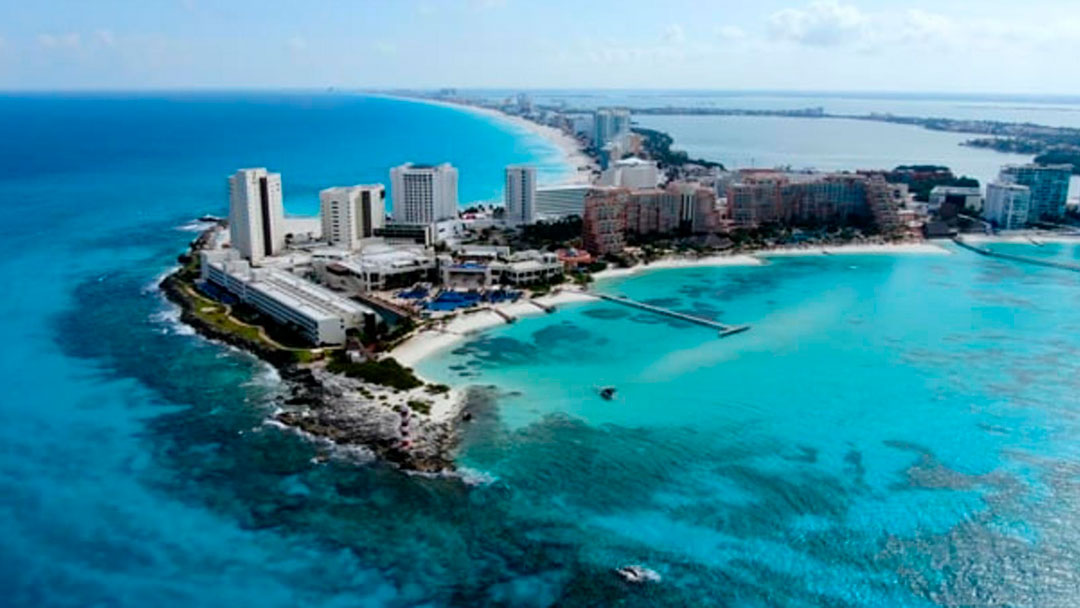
[320,184,386,251]
[928,186,982,213]
[600,157,660,189]
[390,163,458,224]
[228,168,285,265]
[200,249,377,345]
[984,182,1032,230]
[504,165,537,225]
[535,185,602,218]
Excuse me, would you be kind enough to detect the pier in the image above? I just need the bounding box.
[953,237,1080,273]
[528,299,556,314]
[594,293,750,338]
[491,307,516,324]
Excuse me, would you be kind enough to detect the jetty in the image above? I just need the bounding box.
[594,293,750,338]
[528,299,556,314]
[953,237,1080,273]
[491,307,516,324]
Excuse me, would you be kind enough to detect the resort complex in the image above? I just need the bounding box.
[160,91,1080,485]
[187,100,1078,355]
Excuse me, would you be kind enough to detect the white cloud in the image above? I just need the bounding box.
[766,2,1080,56]
[662,24,686,46]
[37,33,82,49]
[768,0,868,47]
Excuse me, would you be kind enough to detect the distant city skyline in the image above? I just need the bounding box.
[4,0,1080,94]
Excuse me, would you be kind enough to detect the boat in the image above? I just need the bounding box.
[599,386,617,400]
[615,565,661,584]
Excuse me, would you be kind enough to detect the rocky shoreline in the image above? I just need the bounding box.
[159,226,463,473]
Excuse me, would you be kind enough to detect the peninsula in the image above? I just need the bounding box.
[162,96,1077,474]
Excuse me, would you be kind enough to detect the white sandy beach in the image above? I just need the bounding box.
[390,290,597,369]
[375,93,595,185]
[591,254,766,281]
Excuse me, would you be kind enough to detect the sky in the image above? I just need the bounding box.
[3,0,1080,94]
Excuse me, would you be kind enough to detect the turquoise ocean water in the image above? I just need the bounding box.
[4,92,1080,606]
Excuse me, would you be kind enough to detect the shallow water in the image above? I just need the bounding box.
[418,247,1080,605]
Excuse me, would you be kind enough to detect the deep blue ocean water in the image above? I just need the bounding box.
[4,92,1080,607]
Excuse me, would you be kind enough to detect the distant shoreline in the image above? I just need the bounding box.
[372,93,596,186]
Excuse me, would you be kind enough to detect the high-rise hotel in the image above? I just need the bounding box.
[389,163,458,224]
[319,185,386,250]
[504,165,536,225]
[998,164,1072,220]
[228,168,285,265]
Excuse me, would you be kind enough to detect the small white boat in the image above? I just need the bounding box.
[616,565,661,584]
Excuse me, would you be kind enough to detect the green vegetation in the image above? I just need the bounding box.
[570,272,593,285]
[519,216,583,248]
[886,166,979,202]
[964,137,1045,155]
[1034,148,1080,174]
[183,284,267,344]
[425,383,451,395]
[326,351,424,391]
[632,127,725,169]
[407,400,432,415]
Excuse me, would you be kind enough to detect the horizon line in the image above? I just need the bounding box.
[2,87,1080,102]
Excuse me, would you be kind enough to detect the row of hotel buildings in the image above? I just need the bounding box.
[925,164,1072,230]
[578,169,908,255]
[202,163,566,346]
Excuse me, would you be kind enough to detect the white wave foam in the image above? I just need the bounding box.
[407,466,498,486]
[242,362,282,389]
[264,417,378,465]
[456,467,499,486]
[175,219,215,233]
[142,264,180,294]
[148,305,195,336]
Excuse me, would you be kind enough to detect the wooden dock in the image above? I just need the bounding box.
[594,293,750,338]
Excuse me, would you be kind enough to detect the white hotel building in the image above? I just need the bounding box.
[390,163,458,224]
[228,168,285,265]
[535,185,602,219]
[599,157,660,190]
[200,249,377,346]
[320,184,386,251]
[984,182,1032,230]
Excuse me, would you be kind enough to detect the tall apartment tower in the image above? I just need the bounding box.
[998,164,1071,220]
[504,165,537,225]
[389,163,458,224]
[319,184,386,250]
[984,182,1032,230]
[228,168,285,265]
[593,107,631,146]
